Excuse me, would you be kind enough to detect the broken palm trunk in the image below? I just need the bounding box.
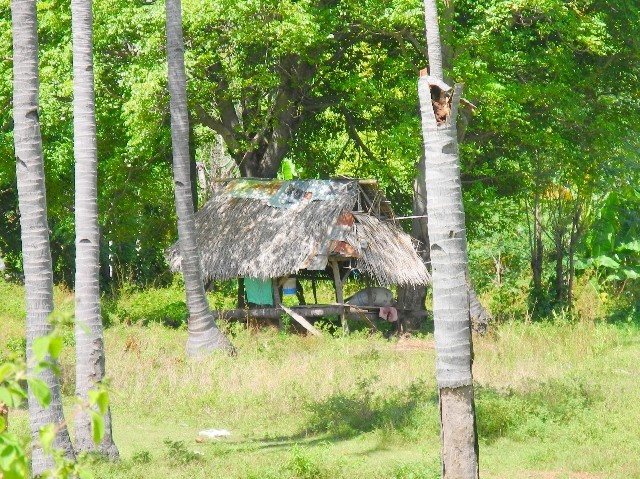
[418,73,479,479]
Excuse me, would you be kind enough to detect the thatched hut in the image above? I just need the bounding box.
[167,178,429,329]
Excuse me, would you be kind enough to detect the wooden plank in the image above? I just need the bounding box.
[212,306,430,320]
[213,305,347,320]
[280,305,323,337]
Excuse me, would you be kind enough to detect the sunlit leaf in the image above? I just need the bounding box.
[592,255,620,269]
[90,411,105,445]
[32,336,51,362]
[622,267,640,280]
[27,378,51,409]
[48,336,63,360]
[39,424,56,453]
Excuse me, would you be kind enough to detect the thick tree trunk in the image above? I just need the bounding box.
[196,60,313,180]
[165,0,233,355]
[11,0,75,472]
[397,155,430,330]
[71,0,119,457]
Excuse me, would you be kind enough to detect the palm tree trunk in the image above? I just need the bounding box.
[420,1,479,477]
[71,0,119,457]
[10,0,75,472]
[419,75,479,479]
[400,0,491,334]
[165,0,233,355]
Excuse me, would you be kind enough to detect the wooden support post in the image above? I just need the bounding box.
[272,278,282,329]
[237,277,246,309]
[331,260,348,333]
[311,278,318,304]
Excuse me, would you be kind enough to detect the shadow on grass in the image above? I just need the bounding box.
[253,374,604,449]
[249,380,439,449]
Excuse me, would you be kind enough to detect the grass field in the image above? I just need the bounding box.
[2,280,640,478]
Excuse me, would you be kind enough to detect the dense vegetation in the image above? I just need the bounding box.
[0,0,638,320]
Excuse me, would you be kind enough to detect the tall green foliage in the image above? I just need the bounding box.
[0,0,637,310]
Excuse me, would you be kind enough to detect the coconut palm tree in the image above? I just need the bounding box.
[165,0,233,355]
[10,0,75,473]
[419,0,479,477]
[71,0,119,457]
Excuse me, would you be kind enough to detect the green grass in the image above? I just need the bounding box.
[2,279,640,478]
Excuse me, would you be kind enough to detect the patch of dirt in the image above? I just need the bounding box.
[393,337,435,352]
[494,471,603,479]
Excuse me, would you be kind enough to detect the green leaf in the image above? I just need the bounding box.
[573,258,591,270]
[622,267,640,280]
[0,386,25,409]
[34,361,60,377]
[48,336,63,360]
[90,411,105,445]
[32,336,51,361]
[0,387,12,407]
[87,389,110,419]
[27,378,51,409]
[617,240,640,253]
[78,469,95,479]
[0,363,14,383]
[593,255,620,269]
[39,423,56,453]
[0,416,5,433]
[96,391,109,415]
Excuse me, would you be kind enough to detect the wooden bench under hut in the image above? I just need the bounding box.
[167,178,430,334]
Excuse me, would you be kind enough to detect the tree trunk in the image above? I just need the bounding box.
[401,0,491,335]
[11,0,75,472]
[531,194,544,294]
[419,74,479,479]
[397,154,430,330]
[71,0,119,457]
[420,1,479,474]
[165,0,233,355]
[196,59,314,180]
[567,204,582,305]
[554,223,565,302]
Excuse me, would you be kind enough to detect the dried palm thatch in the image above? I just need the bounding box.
[166,179,429,286]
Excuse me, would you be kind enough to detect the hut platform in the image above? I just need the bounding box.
[212,304,430,323]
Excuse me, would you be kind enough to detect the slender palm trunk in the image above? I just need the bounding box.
[72,0,119,457]
[420,1,479,477]
[11,0,75,473]
[400,0,491,334]
[165,0,232,355]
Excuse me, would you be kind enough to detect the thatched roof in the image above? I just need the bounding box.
[167,178,429,286]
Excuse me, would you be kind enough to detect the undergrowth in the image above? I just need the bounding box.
[2,277,640,478]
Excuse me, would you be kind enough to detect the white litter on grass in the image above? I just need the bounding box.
[199,429,231,438]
